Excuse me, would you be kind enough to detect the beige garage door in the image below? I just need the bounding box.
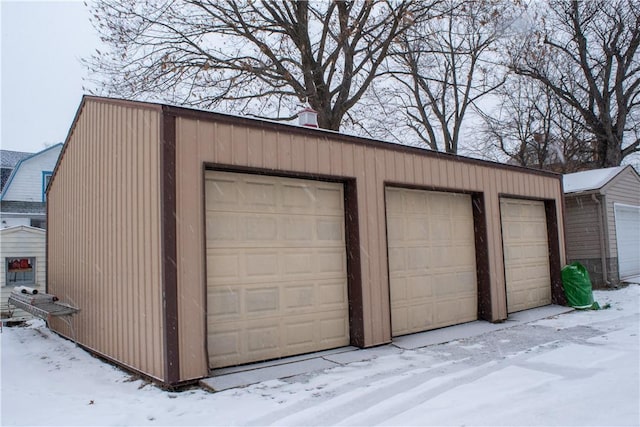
[205,171,349,368]
[500,198,551,313]
[386,187,477,337]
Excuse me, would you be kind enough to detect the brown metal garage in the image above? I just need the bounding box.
[47,96,567,386]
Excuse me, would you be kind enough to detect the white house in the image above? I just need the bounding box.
[0,225,46,318]
[1,149,31,191]
[0,144,63,229]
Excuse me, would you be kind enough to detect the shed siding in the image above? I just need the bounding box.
[565,195,602,260]
[173,117,566,381]
[603,169,640,257]
[0,227,46,317]
[47,101,166,381]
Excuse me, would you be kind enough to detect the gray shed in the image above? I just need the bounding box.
[563,165,640,287]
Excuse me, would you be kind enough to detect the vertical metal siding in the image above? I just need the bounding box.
[48,100,165,381]
[173,116,566,381]
[565,196,601,259]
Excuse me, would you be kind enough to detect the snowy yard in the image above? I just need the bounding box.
[1,284,639,426]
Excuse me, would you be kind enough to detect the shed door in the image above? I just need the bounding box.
[500,198,551,313]
[614,204,640,279]
[386,188,477,337]
[205,171,349,369]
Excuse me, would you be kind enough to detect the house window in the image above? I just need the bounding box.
[6,257,36,286]
[42,171,53,201]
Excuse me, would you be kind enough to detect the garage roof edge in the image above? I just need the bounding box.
[62,95,561,180]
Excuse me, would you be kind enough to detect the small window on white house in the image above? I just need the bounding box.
[6,257,36,286]
[42,171,53,201]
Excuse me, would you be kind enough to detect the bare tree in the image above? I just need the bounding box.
[85,0,434,131]
[478,74,594,172]
[508,0,640,167]
[367,0,516,153]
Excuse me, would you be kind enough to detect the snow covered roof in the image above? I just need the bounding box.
[0,201,47,215]
[0,224,46,235]
[563,166,626,194]
[0,149,32,168]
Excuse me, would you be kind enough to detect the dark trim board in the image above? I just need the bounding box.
[545,200,566,306]
[344,179,365,347]
[161,111,180,384]
[472,193,492,321]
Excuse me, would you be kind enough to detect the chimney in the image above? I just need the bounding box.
[297,106,318,128]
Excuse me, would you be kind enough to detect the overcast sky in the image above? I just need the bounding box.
[1,1,99,153]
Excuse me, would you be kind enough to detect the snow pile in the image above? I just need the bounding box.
[1,285,639,426]
[563,166,625,194]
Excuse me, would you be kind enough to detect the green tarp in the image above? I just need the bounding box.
[561,262,599,310]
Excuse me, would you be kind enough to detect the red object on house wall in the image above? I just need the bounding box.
[8,258,32,271]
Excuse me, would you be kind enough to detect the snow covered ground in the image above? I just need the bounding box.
[1,284,639,427]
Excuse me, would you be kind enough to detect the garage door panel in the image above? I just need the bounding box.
[391,306,409,332]
[246,217,278,241]
[501,198,552,313]
[456,246,476,266]
[208,217,345,249]
[246,252,280,277]
[390,277,408,301]
[405,191,428,213]
[209,278,346,316]
[244,180,277,206]
[208,253,240,279]
[615,204,640,279]
[386,187,478,337]
[407,218,430,240]
[453,222,474,240]
[208,330,240,361]
[283,217,315,241]
[206,171,349,368]
[317,218,344,241]
[407,275,434,299]
[317,280,348,305]
[283,284,314,309]
[206,213,239,240]
[208,289,241,317]
[318,316,350,342]
[388,247,407,273]
[315,187,344,213]
[317,250,347,274]
[385,187,404,208]
[435,297,476,325]
[407,247,431,270]
[205,177,240,206]
[207,247,346,280]
[208,308,349,367]
[207,174,344,213]
[245,287,280,314]
[408,305,433,330]
[386,216,405,241]
[247,325,280,352]
[430,219,452,240]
